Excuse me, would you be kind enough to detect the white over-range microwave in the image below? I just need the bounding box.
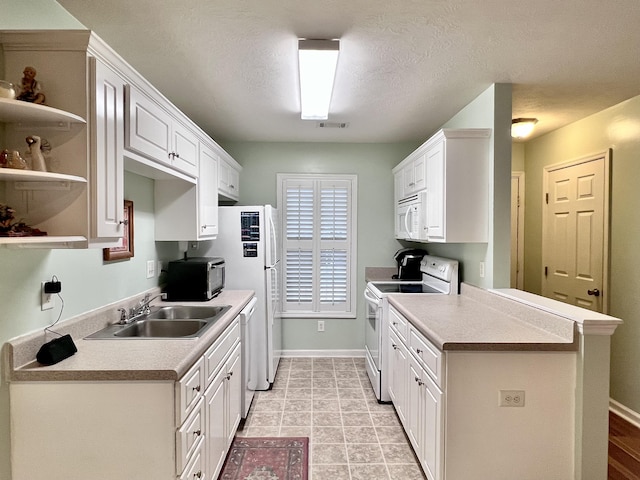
[395,190,428,241]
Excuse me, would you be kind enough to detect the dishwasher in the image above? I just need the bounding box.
[240,296,258,418]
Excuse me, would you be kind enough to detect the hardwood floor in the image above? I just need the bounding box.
[609,411,640,479]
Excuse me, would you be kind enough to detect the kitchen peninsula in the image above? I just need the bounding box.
[384,282,621,480]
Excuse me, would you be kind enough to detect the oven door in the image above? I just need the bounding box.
[364,287,382,370]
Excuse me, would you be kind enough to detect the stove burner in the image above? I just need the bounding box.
[371,283,444,294]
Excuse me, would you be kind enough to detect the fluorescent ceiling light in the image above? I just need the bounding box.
[511,118,538,139]
[298,39,340,120]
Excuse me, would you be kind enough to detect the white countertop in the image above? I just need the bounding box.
[388,283,580,351]
[5,290,255,382]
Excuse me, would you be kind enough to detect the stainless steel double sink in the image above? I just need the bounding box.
[85,305,231,339]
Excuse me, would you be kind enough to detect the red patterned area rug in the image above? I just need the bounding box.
[220,437,309,480]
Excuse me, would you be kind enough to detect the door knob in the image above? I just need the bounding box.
[587,288,601,297]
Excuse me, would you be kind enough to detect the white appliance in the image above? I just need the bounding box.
[197,205,281,390]
[240,296,257,418]
[364,255,459,402]
[395,191,428,241]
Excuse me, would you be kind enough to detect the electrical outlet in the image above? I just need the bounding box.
[479,261,485,278]
[499,390,525,407]
[41,282,53,311]
[317,320,325,332]
[146,260,155,279]
[190,242,198,250]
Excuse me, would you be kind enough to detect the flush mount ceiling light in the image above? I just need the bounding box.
[298,39,340,120]
[511,118,539,139]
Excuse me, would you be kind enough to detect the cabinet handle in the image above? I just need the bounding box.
[201,224,216,230]
[194,471,202,479]
[118,219,128,225]
[229,184,235,190]
[587,288,600,297]
[226,371,233,380]
[392,321,398,326]
[415,376,423,386]
[416,348,423,354]
[193,429,201,437]
[192,385,201,392]
[392,344,398,350]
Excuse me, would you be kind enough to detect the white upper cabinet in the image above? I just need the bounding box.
[89,57,125,242]
[198,143,219,238]
[393,128,491,243]
[124,85,198,178]
[218,153,242,203]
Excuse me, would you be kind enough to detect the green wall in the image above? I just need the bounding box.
[0,172,164,480]
[522,93,640,413]
[402,84,513,289]
[221,141,417,351]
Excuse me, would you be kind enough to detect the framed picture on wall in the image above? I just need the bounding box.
[103,200,134,261]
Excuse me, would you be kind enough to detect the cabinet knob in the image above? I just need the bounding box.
[192,385,201,392]
[118,219,128,226]
[587,288,601,297]
[392,344,398,350]
[392,321,398,326]
[193,429,201,437]
[194,471,202,479]
[416,348,423,354]
[415,376,423,386]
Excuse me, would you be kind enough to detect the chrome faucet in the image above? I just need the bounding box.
[116,293,167,325]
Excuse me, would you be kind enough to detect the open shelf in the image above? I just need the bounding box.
[0,168,87,183]
[0,235,87,248]
[0,97,86,124]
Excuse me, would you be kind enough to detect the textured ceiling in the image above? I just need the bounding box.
[57,0,640,144]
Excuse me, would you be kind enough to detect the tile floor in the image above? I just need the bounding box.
[236,357,427,480]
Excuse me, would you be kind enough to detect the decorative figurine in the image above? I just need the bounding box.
[16,66,46,104]
[0,204,17,233]
[26,135,47,172]
[6,150,28,170]
[0,149,8,168]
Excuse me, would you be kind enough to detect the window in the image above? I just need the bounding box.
[278,173,357,318]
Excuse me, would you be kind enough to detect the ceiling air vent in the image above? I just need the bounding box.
[316,121,349,129]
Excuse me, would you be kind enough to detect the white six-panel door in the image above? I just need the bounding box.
[542,152,610,312]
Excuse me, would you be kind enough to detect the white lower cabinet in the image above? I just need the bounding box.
[9,316,242,480]
[388,327,408,425]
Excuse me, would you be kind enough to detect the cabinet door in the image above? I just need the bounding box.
[425,141,445,241]
[403,162,416,195]
[389,329,408,427]
[421,371,443,480]
[125,85,171,165]
[91,57,124,240]
[172,121,199,177]
[225,343,242,447]
[413,154,426,192]
[394,169,404,202]
[198,144,219,238]
[206,367,227,480]
[407,356,424,455]
[227,166,240,199]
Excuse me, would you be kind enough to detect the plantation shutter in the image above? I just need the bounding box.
[279,174,356,317]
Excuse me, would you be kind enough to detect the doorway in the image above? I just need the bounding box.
[541,151,610,313]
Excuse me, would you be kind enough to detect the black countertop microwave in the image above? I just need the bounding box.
[166,257,225,301]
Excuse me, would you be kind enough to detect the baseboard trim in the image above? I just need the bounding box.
[282,349,366,358]
[610,398,640,429]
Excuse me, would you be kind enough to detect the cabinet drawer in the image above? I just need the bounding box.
[179,437,205,480]
[389,306,408,343]
[177,357,205,425]
[409,326,443,387]
[176,397,205,475]
[204,318,240,386]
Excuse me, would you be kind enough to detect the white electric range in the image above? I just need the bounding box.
[363,255,459,402]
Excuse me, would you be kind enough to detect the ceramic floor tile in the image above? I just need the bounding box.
[251,398,284,412]
[313,378,337,389]
[311,464,351,480]
[313,398,338,411]
[313,388,339,399]
[288,378,313,389]
[341,412,373,427]
[339,398,370,412]
[313,426,346,444]
[279,426,312,438]
[312,369,336,378]
[386,463,428,479]
[289,369,311,379]
[287,388,313,399]
[380,443,419,464]
[344,426,378,443]
[346,443,385,463]
[375,426,410,444]
[245,411,282,427]
[244,426,280,437]
[312,411,342,426]
[349,463,391,480]
[311,443,348,464]
[281,411,312,426]
[284,398,312,412]
[370,412,402,427]
[338,388,366,400]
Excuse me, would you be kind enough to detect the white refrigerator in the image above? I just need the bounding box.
[197,205,281,390]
